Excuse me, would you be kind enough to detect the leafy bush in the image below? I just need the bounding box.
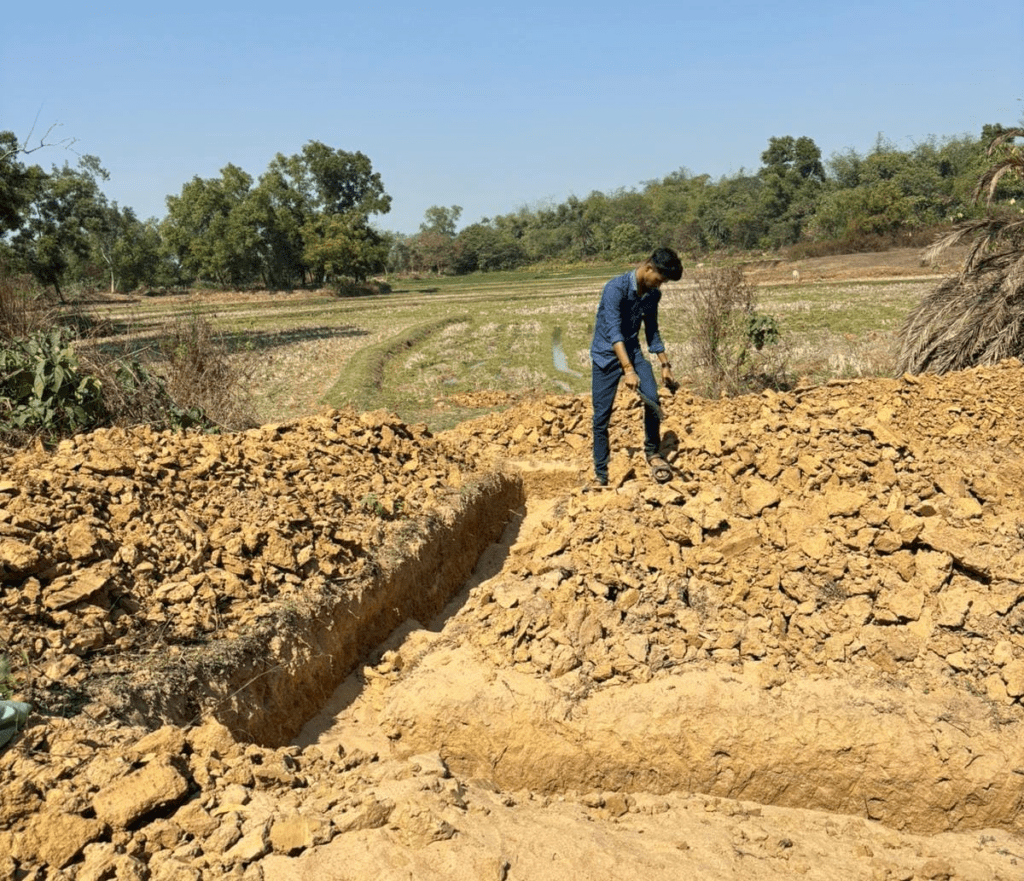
[609,223,646,259]
[745,312,782,351]
[0,328,106,440]
[0,310,256,447]
[686,265,789,397]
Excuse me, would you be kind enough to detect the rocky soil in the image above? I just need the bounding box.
[3,352,1024,879]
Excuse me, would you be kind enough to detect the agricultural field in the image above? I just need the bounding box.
[81,247,956,431]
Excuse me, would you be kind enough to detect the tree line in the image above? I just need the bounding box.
[1,125,1021,296]
[402,126,1023,276]
[0,137,391,296]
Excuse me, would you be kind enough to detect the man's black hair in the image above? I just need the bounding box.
[649,247,683,282]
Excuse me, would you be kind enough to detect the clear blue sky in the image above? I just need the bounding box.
[3,0,1021,235]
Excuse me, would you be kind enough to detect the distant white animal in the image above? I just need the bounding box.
[792,270,800,282]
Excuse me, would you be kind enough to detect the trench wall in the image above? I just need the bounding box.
[104,470,524,746]
[225,470,524,746]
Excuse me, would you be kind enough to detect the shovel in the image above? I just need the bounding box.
[635,388,665,420]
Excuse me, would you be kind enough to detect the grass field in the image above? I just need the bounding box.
[80,259,937,432]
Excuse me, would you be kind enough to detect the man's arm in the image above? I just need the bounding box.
[612,341,639,390]
[645,297,678,390]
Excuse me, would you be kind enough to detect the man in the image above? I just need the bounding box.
[589,247,683,488]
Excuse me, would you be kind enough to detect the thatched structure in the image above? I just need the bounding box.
[894,129,1024,376]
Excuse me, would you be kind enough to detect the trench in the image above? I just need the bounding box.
[152,463,1023,838]
[103,470,524,746]
[289,467,1023,837]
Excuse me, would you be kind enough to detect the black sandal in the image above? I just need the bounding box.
[648,455,672,484]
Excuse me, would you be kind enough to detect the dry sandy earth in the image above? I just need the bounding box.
[2,250,1023,880]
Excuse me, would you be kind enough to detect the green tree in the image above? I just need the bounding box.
[827,147,863,190]
[88,205,165,292]
[240,167,307,288]
[609,222,645,258]
[283,142,391,218]
[760,135,825,182]
[10,155,109,300]
[0,124,77,237]
[518,201,573,262]
[420,205,462,237]
[302,214,387,283]
[162,144,391,288]
[827,180,915,237]
[162,164,259,286]
[409,205,463,275]
[563,194,602,258]
[274,142,391,284]
[409,230,454,275]
[0,132,33,235]
[814,133,995,241]
[696,172,763,250]
[385,233,414,275]
[452,221,526,273]
[644,169,710,255]
[757,135,825,247]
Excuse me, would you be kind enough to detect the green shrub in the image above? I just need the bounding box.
[0,296,258,445]
[0,328,106,440]
[0,655,15,701]
[745,312,782,350]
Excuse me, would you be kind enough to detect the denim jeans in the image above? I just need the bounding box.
[591,357,661,482]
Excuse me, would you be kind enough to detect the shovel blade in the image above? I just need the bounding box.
[636,389,665,420]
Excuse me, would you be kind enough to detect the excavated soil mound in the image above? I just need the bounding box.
[3,361,1024,879]
[0,410,521,738]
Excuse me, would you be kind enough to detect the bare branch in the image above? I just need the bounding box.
[1,119,78,164]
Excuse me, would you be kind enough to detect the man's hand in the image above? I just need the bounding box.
[661,364,679,393]
[622,368,640,390]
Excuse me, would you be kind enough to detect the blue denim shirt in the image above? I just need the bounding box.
[589,269,666,370]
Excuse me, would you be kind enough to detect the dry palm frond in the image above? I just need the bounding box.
[894,129,1024,376]
[974,128,1024,206]
[923,216,1024,274]
[894,249,1024,375]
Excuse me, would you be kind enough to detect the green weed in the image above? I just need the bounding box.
[0,655,17,700]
